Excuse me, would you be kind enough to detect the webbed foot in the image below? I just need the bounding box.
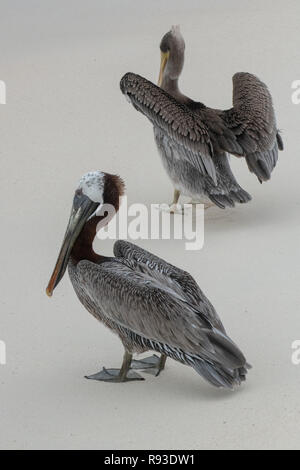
[85,367,144,382]
[131,354,167,377]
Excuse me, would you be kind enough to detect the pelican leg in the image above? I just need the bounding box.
[172,189,180,205]
[131,354,167,377]
[169,189,181,214]
[85,351,145,383]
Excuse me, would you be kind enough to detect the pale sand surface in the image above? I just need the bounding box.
[0,0,300,449]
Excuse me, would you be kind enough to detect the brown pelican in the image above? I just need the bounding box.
[121,25,283,211]
[46,170,250,389]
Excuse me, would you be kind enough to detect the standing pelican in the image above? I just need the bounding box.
[46,170,250,389]
[121,25,283,211]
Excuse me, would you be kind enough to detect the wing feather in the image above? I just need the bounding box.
[120,72,218,184]
[76,258,246,369]
[77,259,213,354]
[222,72,283,181]
[113,240,224,330]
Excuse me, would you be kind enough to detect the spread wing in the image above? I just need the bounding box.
[121,72,282,188]
[221,72,283,181]
[120,72,218,184]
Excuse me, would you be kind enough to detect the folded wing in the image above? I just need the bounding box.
[113,240,224,330]
[77,250,245,370]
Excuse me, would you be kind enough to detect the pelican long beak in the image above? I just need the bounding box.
[46,194,98,297]
[158,51,169,87]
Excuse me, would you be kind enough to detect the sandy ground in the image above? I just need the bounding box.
[1,0,300,450]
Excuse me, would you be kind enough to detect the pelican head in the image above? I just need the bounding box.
[158,25,185,89]
[46,170,124,297]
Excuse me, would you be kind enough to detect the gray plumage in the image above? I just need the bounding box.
[68,240,249,389]
[120,27,283,208]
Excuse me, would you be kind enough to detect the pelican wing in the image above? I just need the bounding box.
[120,73,217,184]
[76,258,245,370]
[113,240,223,329]
[221,72,283,181]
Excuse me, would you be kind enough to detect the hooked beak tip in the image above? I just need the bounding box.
[46,286,53,297]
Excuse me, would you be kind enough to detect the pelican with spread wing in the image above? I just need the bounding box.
[121,25,283,211]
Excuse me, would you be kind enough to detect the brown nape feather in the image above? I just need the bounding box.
[103,173,125,212]
[71,174,125,265]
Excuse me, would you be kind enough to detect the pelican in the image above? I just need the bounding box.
[46,170,250,389]
[121,25,283,211]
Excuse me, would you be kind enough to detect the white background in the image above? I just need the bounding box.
[0,0,299,450]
